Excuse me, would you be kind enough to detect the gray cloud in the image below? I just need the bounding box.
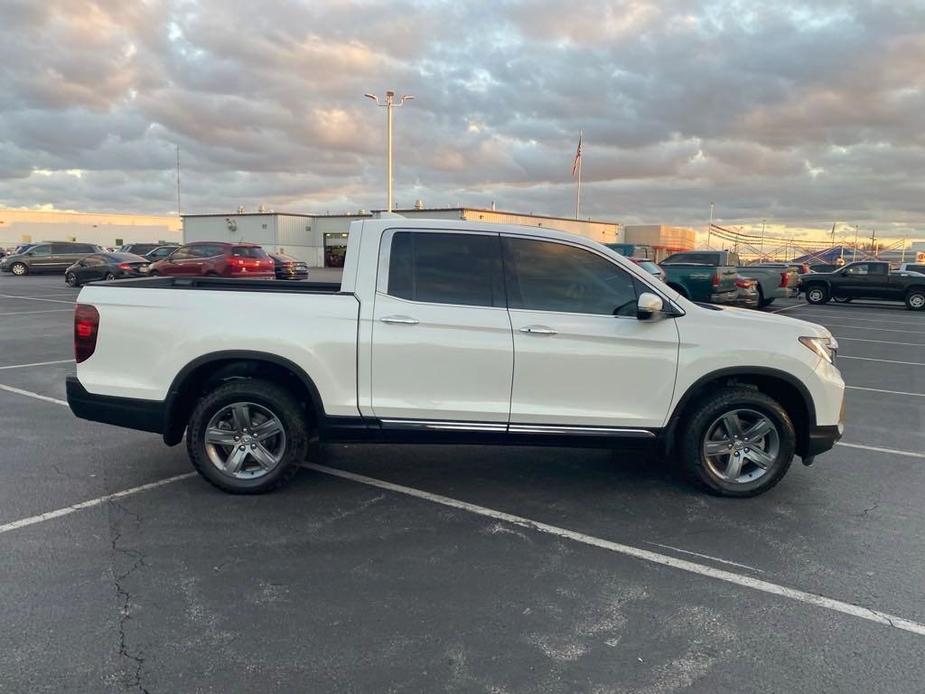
[0,0,923,239]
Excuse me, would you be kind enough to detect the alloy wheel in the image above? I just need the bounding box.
[910,293,925,309]
[702,408,780,484]
[11,263,26,276]
[203,401,287,480]
[808,288,824,302]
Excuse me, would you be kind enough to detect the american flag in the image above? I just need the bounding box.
[571,131,582,177]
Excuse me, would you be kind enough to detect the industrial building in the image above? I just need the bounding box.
[621,225,697,261]
[0,208,181,249]
[182,206,630,268]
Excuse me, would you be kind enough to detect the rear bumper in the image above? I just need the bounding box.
[710,289,739,304]
[66,376,165,434]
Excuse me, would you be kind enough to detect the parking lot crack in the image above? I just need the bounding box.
[107,498,150,694]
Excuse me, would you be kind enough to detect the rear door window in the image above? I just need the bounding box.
[662,253,717,265]
[231,246,268,258]
[29,245,51,256]
[386,231,504,307]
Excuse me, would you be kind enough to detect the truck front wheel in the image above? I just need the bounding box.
[678,387,796,497]
[186,379,309,493]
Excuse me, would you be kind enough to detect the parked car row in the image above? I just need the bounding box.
[1,240,313,286]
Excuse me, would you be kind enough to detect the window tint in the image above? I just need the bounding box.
[84,255,106,266]
[231,246,268,258]
[30,245,51,256]
[51,243,76,254]
[845,264,869,275]
[387,231,504,307]
[169,246,195,260]
[503,238,639,316]
[197,244,226,257]
[870,263,888,276]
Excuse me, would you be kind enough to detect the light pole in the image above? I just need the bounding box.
[365,90,414,212]
[706,202,715,247]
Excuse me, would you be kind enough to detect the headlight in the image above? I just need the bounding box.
[799,336,838,363]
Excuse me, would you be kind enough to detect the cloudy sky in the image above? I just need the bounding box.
[1,0,923,241]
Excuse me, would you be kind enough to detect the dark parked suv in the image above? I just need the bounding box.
[0,242,102,276]
[147,242,275,279]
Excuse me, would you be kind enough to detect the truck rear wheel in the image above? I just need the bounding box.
[186,379,309,493]
[678,387,796,497]
[805,285,829,305]
[906,288,925,311]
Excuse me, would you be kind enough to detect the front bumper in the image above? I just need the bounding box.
[804,423,843,458]
[66,376,165,434]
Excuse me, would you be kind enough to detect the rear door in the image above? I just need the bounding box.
[370,229,514,424]
[503,235,680,429]
[50,243,80,270]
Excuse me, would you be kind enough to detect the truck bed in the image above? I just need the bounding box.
[98,276,345,294]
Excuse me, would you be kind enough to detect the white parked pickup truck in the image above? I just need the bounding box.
[67,219,845,497]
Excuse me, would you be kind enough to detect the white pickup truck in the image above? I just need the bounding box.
[67,219,845,497]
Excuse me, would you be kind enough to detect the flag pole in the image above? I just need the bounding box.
[575,130,582,219]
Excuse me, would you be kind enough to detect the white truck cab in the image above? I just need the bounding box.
[67,218,845,497]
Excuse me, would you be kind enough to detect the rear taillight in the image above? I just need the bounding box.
[711,271,720,287]
[118,262,133,271]
[74,304,100,363]
[779,271,788,288]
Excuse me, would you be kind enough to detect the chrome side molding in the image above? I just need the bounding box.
[380,419,656,438]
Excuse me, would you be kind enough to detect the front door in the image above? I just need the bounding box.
[502,236,680,429]
[370,230,513,423]
[839,263,879,299]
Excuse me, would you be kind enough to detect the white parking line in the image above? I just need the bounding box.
[823,322,925,336]
[0,294,75,305]
[836,336,924,347]
[0,473,197,536]
[837,442,925,459]
[770,304,809,314]
[794,312,922,327]
[847,385,925,398]
[646,542,765,573]
[0,308,74,317]
[839,355,925,366]
[0,384,68,406]
[0,359,75,371]
[304,463,925,637]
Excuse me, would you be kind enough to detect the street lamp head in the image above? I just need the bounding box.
[364,93,378,101]
[400,95,415,103]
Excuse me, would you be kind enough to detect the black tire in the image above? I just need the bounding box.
[805,285,829,305]
[761,296,775,307]
[678,387,796,497]
[65,272,80,287]
[10,262,28,276]
[833,296,852,303]
[186,379,309,494]
[906,288,925,311]
[104,272,116,281]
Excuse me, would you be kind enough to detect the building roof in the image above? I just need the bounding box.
[386,206,620,225]
[182,212,374,219]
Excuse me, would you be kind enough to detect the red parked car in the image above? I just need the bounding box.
[147,242,275,279]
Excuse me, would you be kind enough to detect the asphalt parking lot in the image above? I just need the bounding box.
[1,273,924,693]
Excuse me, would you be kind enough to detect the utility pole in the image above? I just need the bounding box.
[365,90,414,212]
[759,218,766,260]
[574,131,583,219]
[870,228,876,257]
[853,224,859,261]
[176,144,181,216]
[706,202,714,247]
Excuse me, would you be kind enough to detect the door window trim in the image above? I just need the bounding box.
[375,227,508,311]
[500,232,683,319]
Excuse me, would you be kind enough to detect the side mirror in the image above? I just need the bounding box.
[636,292,665,320]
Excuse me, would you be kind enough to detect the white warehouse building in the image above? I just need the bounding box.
[182,207,623,268]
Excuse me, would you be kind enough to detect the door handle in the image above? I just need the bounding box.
[519,325,557,335]
[380,315,419,325]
